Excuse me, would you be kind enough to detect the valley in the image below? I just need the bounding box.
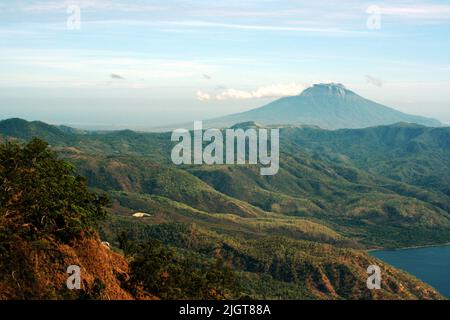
[1,116,449,299]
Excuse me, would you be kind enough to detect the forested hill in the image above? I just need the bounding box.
[1,118,449,299]
[1,118,449,248]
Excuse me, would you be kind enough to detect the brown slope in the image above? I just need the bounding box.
[0,233,155,300]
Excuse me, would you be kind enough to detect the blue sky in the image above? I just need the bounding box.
[1,0,450,128]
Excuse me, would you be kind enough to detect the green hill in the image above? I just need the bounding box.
[1,118,449,299]
[1,118,449,248]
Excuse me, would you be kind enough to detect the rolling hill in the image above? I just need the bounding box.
[1,118,449,299]
[1,118,449,248]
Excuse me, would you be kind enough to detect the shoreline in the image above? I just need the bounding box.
[367,242,450,253]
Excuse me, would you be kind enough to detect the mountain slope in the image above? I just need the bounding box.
[1,118,449,248]
[104,219,446,300]
[1,120,449,299]
[281,123,450,197]
[205,83,441,129]
[0,234,135,300]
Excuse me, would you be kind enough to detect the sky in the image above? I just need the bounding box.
[1,0,450,128]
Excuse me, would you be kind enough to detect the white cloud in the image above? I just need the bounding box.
[197,83,306,101]
[62,19,365,36]
[249,83,306,98]
[21,0,163,13]
[196,90,211,101]
[379,4,450,20]
[216,88,253,100]
[167,20,364,35]
[9,1,450,34]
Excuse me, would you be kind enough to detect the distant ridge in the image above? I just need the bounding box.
[203,83,442,130]
[0,118,70,141]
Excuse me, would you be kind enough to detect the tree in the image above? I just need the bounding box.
[0,138,108,242]
[126,239,239,300]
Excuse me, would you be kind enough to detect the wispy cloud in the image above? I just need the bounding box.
[0,49,214,88]
[365,75,383,87]
[167,20,366,35]
[51,18,367,36]
[110,73,125,80]
[11,0,450,40]
[20,0,164,13]
[9,0,450,31]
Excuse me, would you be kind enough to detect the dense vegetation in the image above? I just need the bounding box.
[0,138,110,298]
[1,119,449,248]
[121,237,238,299]
[101,217,443,299]
[0,139,240,300]
[0,138,108,242]
[0,118,449,299]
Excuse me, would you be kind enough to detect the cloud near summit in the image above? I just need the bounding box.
[197,83,306,101]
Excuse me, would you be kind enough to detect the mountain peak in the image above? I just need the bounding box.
[205,83,441,130]
[301,83,353,98]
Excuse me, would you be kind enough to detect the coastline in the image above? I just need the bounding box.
[367,242,450,253]
[367,242,450,299]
